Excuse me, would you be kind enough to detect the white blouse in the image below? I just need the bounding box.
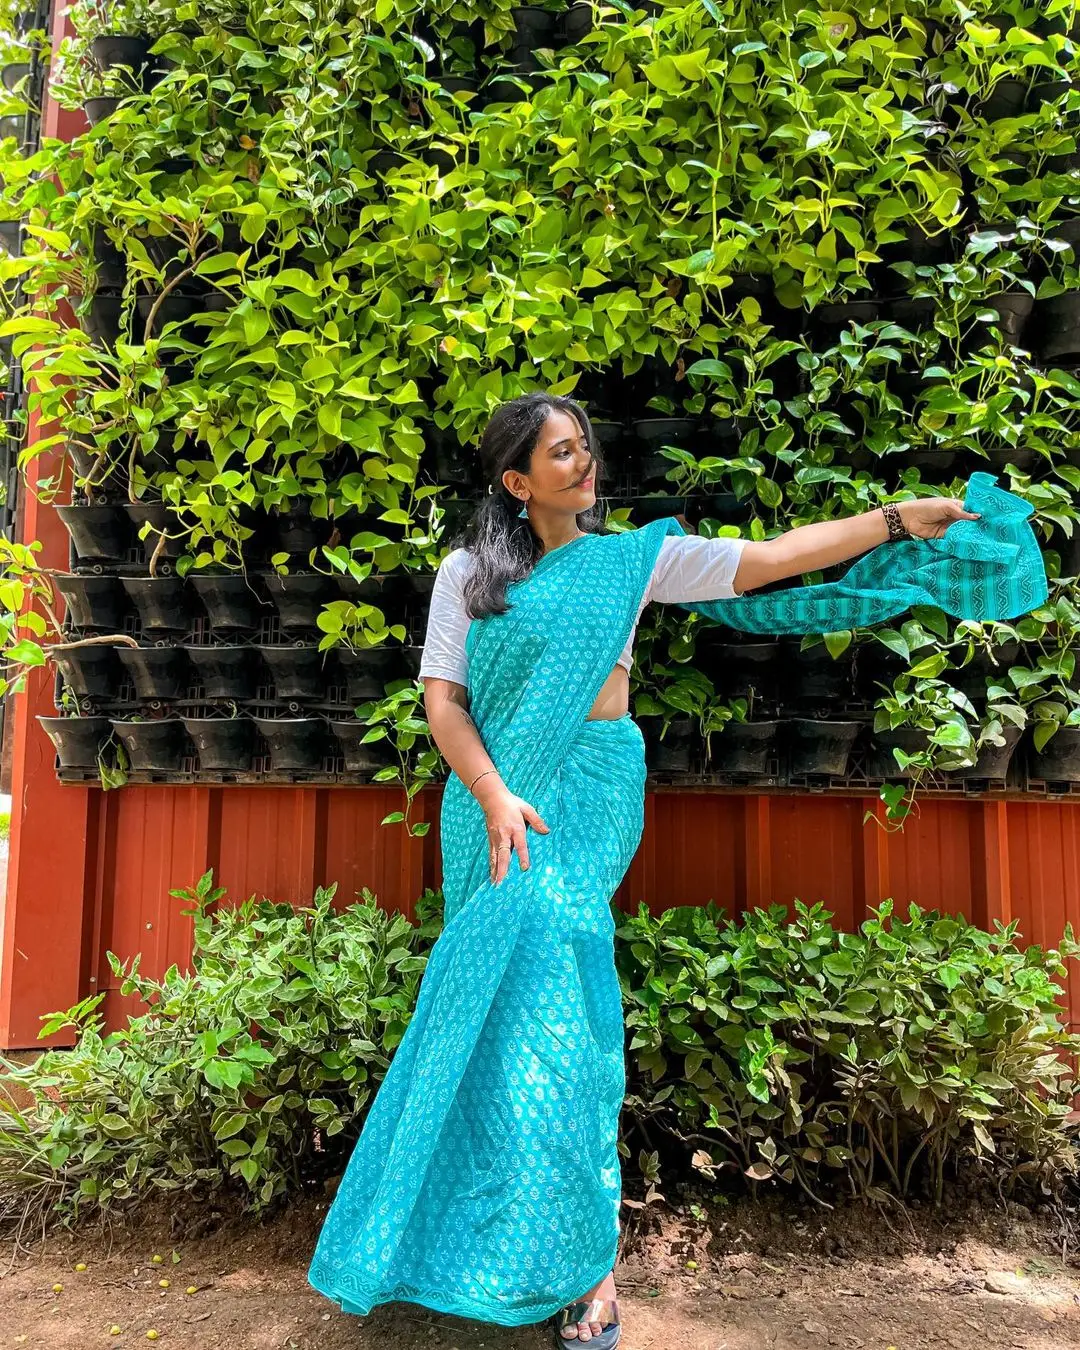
[418,533,747,687]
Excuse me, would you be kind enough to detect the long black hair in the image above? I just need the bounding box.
[450,392,611,621]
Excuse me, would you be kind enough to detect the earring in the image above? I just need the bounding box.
[518,500,529,518]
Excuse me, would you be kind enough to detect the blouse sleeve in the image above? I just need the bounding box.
[418,550,472,686]
[647,533,748,603]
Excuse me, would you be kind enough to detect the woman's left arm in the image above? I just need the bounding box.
[732,497,981,595]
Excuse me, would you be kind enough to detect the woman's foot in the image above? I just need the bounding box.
[559,1270,617,1341]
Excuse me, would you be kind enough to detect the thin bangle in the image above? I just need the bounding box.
[469,768,499,792]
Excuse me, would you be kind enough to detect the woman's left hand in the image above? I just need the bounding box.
[897,496,981,540]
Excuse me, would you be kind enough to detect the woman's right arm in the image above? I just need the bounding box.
[419,555,548,883]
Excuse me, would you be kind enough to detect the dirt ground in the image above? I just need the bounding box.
[2,1186,1078,1350]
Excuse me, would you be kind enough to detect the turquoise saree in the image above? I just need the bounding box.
[308,471,1047,1325]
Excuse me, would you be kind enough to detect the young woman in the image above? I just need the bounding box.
[308,392,1044,1348]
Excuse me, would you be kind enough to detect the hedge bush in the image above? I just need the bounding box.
[0,871,1076,1238]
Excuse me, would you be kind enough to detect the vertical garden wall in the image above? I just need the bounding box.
[1,0,1080,1042]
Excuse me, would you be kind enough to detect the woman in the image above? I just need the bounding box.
[308,392,1046,1347]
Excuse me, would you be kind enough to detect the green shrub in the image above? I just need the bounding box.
[616,897,1080,1206]
[1,873,1077,1238]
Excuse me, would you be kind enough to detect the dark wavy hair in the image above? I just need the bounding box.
[449,392,611,621]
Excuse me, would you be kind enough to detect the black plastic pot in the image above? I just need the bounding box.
[0,113,25,142]
[785,719,861,777]
[334,646,400,702]
[702,638,782,702]
[83,97,122,126]
[115,646,188,702]
[38,715,112,769]
[336,573,405,612]
[183,716,255,771]
[55,573,127,631]
[784,639,855,705]
[1028,77,1072,109]
[906,447,959,477]
[120,577,190,634]
[619,494,686,525]
[563,2,592,42]
[91,226,126,288]
[135,291,203,339]
[53,646,122,704]
[1033,292,1080,363]
[427,425,482,489]
[642,716,697,773]
[867,726,931,779]
[435,75,478,100]
[1,63,30,91]
[329,718,398,773]
[484,67,542,103]
[707,720,779,775]
[888,296,936,329]
[633,418,699,458]
[90,35,151,71]
[265,574,335,632]
[124,502,189,565]
[512,5,558,47]
[809,299,881,338]
[109,718,189,772]
[184,645,258,700]
[978,77,1028,121]
[261,644,329,703]
[949,640,1021,699]
[270,500,331,556]
[80,291,125,346]
[253,717,327,771]
[944,725,1023,780]
[979,448,1039,475]
[976,291,1034,341]
[0,219,21,255]
[56,503,132,562]
[682,493,742,528]
[1027,727,1080,783]
[190,574,270,634]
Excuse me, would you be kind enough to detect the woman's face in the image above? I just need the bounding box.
[505,408,596,514]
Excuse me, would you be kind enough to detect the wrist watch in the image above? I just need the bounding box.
[881,501,912,542]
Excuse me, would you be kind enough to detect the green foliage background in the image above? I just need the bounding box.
[1,0,1080,778]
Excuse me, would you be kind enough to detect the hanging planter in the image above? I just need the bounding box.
[183,716,256,772]
[978,448,1039,475]
[616,494,686,525]
[56,503,132,562]
[784,639,856,705]
[37,715,112,770]
[975,291,1034,341]
[808,299,881,338]
[336,572,405,610]
[1,63,30,91]
[888,296,936,329]
[134,291,203,338]
[483,66,542,104]
[905,447,960,477]
[184,645,259,700]
[950,640,1021,699]
[261,644,329,703]
[125,502,190,565]
[0,113,25,142]
[0,219,21,254]
[641,715,697,773]
[81,292,124,346]
[1027,727,1080,782]
[90,35,152,72]
[253,717,327,771]
[265,573,335,632]
[707,720,779,775]
[120,577,191,634]
[91,227,126,287]
[328,718,398,774]
[977,77,1028,120]
[83,97,122,126]
[784,719,862,777]
[682,492,742,528]
[270,499,331,556]
[562,2,593,42]
[334,647,400,702]
[54,573,127,631]
[701,638,782,703]
[109,718,189,772]
[115,646,189,702]
[1032,293,1080,363]
[190,573,271,634]
[867,726,931,779]
[53,646,123,705]
[427,425,482,489]
[510,5,558,49]
[944,726,1024,780]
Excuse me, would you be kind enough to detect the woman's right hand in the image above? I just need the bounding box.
[483,790,550,885]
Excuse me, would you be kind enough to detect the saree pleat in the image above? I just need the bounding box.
[308,470,1047,1326]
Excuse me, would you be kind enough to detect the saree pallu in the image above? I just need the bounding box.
[308,471,1048,1325]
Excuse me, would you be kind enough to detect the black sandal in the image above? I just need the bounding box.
[551,1297,621,1350]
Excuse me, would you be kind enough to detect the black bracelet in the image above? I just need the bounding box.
[881,502,911,542]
